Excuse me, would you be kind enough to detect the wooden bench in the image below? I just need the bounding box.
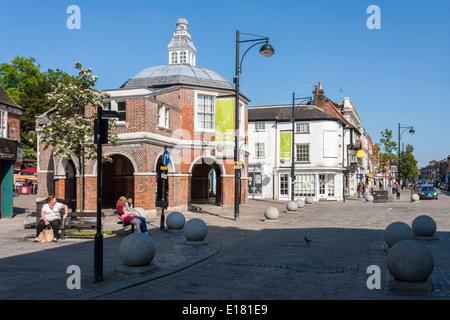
[24,211,105,240]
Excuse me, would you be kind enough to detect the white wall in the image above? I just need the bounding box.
[248,117,346,201]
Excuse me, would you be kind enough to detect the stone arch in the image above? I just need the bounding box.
[101,153,136,207]
[189,156,224,205]
[153,150,176,173]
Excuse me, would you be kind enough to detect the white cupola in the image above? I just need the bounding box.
[167,17,198,66]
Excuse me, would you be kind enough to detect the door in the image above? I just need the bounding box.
[318,174,336,199]
[279,174,289,199]
[319,174,327,199]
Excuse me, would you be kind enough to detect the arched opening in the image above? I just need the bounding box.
[191,159,222,205]
[102,154,135,208]
[64,160,77,212]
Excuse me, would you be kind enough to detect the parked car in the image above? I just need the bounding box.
[441,183,449,191]
[419,185,438,200]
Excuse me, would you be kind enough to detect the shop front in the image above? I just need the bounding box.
[0,137,23,218]
[277,169,343,202]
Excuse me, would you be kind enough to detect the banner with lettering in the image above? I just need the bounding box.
[215,99,234,157]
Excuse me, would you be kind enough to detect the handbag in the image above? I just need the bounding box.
[37,225,54,243]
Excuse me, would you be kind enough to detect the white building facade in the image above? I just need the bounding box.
[248,104,347,202]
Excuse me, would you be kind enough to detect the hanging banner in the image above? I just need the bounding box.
[215,99,234,157]
[279,131,292,161]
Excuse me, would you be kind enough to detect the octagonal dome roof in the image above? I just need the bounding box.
[121,64,234,90]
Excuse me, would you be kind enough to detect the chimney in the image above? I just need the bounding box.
[313,81,325,108]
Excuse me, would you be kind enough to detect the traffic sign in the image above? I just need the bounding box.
[160,166,168,171]
[162,150,170,166]
[234,161,242,169]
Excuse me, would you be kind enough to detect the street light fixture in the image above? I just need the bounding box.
[234,31,274,221]
[397,123,415,188]
[291,93,314,201]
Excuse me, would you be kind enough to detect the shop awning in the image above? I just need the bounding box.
[21,167,37,173]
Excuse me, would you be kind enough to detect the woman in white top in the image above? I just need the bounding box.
[35,196,69,242]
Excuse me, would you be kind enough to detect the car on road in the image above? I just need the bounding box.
[419,185,438,200]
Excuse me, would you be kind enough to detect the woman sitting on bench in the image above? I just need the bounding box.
[116,196,146,234]
[35,195,68,242]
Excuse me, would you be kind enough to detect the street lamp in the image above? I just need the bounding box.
[291,93,314,201]
[94,106,119,282]
[234,31,274,221]
[397,123,415,188]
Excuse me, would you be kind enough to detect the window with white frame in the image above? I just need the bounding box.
[103,101,126,122]
[280,174,289,196]
[0,110,7,137]
[196,94,215,130]
[328,174,335,196]
[158,105,169,128]
[254,122,265,131]
[171,52,178,64]
[296,144,309,162]
[255,142,265,159]
[296,122,309,133]
[180,51,186,63]
[117,101,126,122]
[294,174,316,197]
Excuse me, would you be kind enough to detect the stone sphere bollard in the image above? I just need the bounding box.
[365,194,374,202]
[286,201,298,212]
[264,206,279,221]
[119,233,156,267]
[296,199,305,209]
[386,240,434,282]
[305,196,314,204]
[166,211,185,232]
[411,194,420,202]
[412,215,437,237]
[384,221,415,248]
[184,218,208,245]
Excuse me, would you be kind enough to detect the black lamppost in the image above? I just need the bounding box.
[234,31,274,221]
[397,123,415,188]
[291,93,314,201]
[94,106,118,282]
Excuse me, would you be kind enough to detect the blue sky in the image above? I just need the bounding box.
[1,0,449,168]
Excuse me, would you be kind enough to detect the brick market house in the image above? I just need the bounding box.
[36,17,249,216]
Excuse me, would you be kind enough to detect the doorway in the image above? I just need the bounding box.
[190,159,222,205]
[102,154,135,208]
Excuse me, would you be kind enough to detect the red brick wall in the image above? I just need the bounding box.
[7,113,20,141]
[37,85,249,211]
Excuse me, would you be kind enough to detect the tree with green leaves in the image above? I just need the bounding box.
[0,56,76,159]
[377,129,398,174]
[399,144,419,181]
[38,62,117,211]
